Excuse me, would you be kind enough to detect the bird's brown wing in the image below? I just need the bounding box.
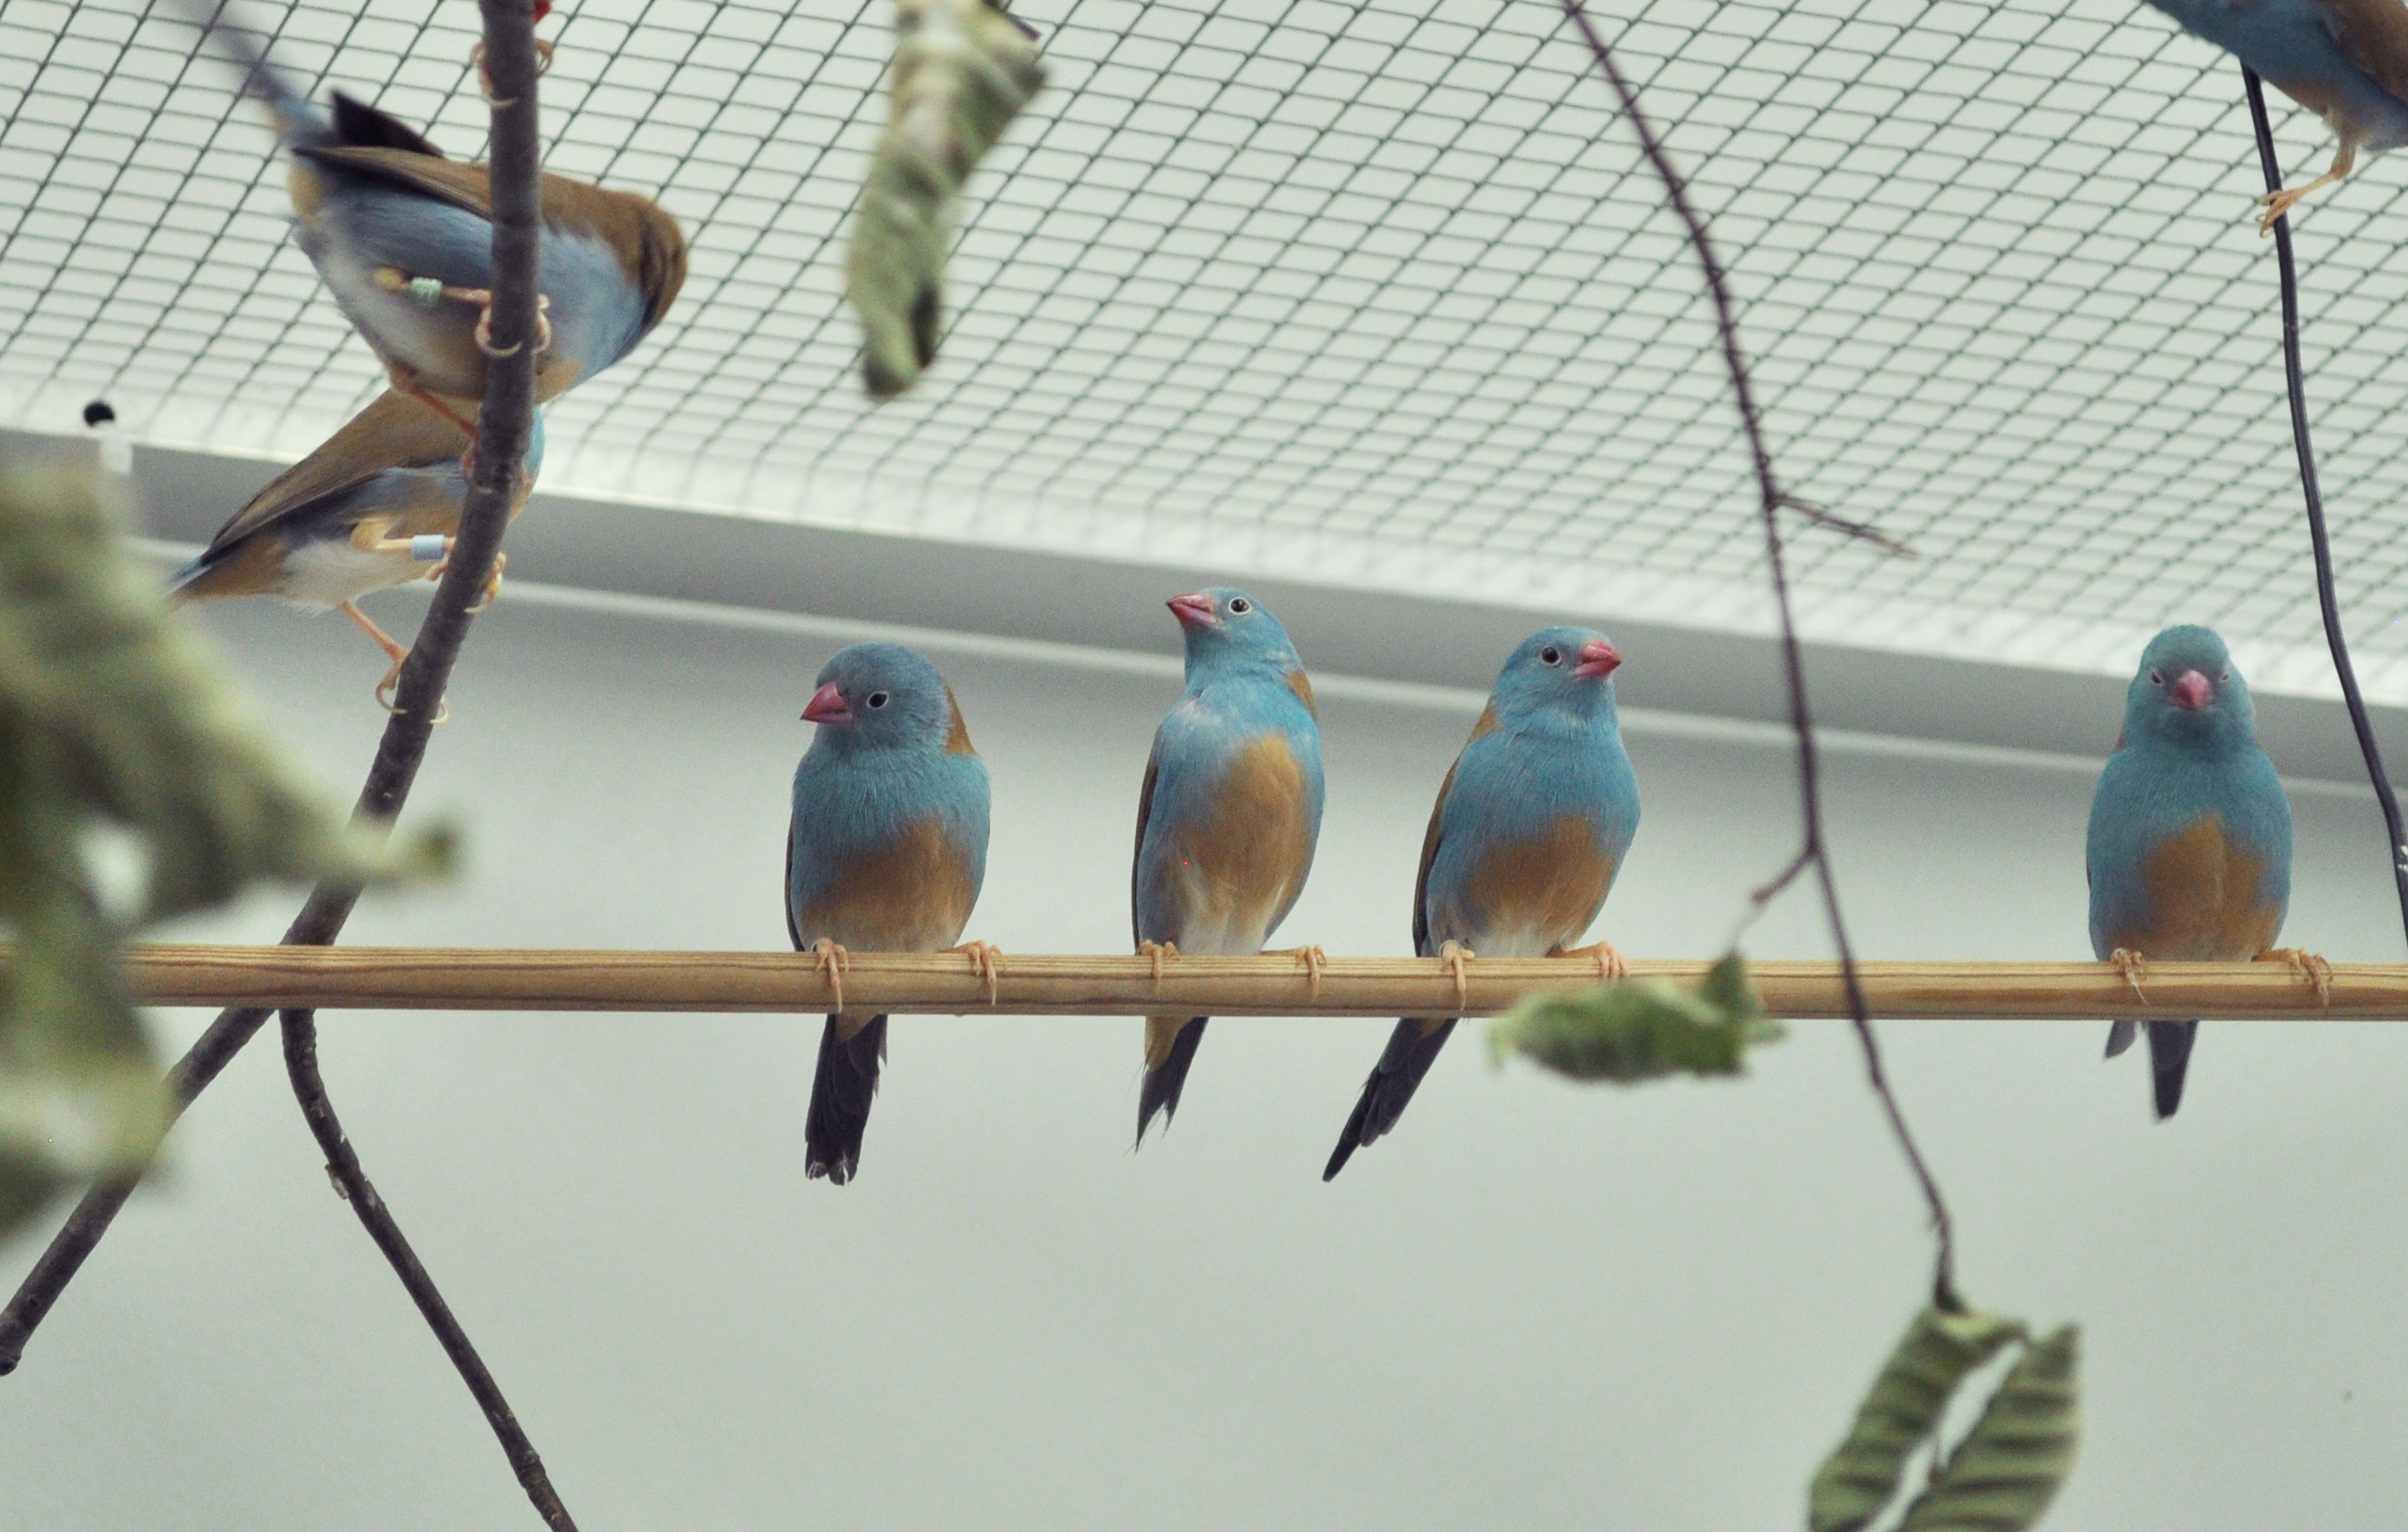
[784,823,804,951]
[1411,753,1462,960]
[294,144,497,219]
[2320,0,2408,111]
[202,389,468,555]
[1131,750,1160,949]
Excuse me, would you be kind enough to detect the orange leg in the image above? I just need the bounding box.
[1437,939,1474,1009]
[387,366,481,440]
[2107,947,2148,999]
[811,938,851,1012]
[1138,940,1178,980]
[1266,945,1327,999]
[2258,140,2357,233]
[948,940,1004,1004]
[1557,938,1628,980]
[2256,947,2333,1008]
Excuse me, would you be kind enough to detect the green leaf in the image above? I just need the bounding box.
[2,462,449,1240]
[1485,951,1782,1083]
[1897,1325,2080,1532]
[847,0,1047,398]
[1809,1305,2028,1532]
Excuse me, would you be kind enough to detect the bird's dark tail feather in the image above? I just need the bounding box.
[1324,1018,1458,1181]
[2146,1019,2197,1121]
[805,1014,886,1185]
[1135,1017,1207,1147]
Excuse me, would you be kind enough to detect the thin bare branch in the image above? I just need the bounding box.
[1558,0,1957,1309]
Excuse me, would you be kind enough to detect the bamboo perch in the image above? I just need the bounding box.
[74,946,2408,1020]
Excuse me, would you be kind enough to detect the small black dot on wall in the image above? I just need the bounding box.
[82,400,117,428]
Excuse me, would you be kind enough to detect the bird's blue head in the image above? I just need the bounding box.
[1490,626,1624,726]
[1167,587,1302,678]
[802,642,965,754]
[2123,624,2255,751]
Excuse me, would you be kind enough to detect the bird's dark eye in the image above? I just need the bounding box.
[867,691,889,709]
[2219,668,2231,682]
[2147,668,2165,685]
[1227,597,1251,615]
[1540,646,1563,666]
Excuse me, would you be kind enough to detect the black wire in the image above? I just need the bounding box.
[2240,68,2408,950]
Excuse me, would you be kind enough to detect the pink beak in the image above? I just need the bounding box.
[2169,669,2213,711]
[801,682,853,723]
[1573,637,1623,679]
[1168,592,1217,629]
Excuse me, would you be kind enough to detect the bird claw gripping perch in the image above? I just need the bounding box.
[1437,940,1474,1009]
[1139,940,1178,982]
[1558,939,1628,981]
[2107,947,2149,1000]
[812,938,851,1012]
[948,940,1004,1005]
[2257,947,2335,1008]
[1267,945,1327,999]
[470,0,556,107]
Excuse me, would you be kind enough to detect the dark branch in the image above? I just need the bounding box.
[2240,68,2408,950]
[283,1010,578,1531]
[4,0,549,1393]
[1558,0,1958,1309]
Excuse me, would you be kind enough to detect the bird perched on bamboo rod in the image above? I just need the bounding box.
[1325,628,1640,1181]
[1132,589,1326,1144]
[169,388,543,709]
[2134,0,2408,230]
[181,1,687,435]
[2088,626,2326,1119]
[788,643,995,1185]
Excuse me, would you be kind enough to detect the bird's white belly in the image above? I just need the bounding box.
[277,537,420,610]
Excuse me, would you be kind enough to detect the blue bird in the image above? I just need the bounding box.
[788,643,993,1184]
[1325,628,1639,1181]
[169,388,543,707]
[2088,625,2324,1119]
[1132,589,1326,1143]
[186,3,687,434]
[2135,0,2408,229]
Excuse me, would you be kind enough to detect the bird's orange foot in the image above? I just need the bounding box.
[2255,189,2305,235]
[1558,939,1628,980]
[2256,947,2333,1008]
[2107,947,2148,999]
[468,552,507,614]
[1267,945,1328,999]
[1139,940,1178,981]
[473,291,553,359]
[1437,939,1475,1009]
[948,940,1004,1004]
[811,938,851,1011]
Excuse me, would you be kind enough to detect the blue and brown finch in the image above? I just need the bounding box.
[188,3,687,434]
[2088,626,2321,1119]
[1325,627,1640,1180]
[787,644,994,1184]
[1132,588,1326,1144]
[2136,0,2408,229]
[169,388,543,704]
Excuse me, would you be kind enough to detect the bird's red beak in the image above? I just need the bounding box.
[1168,592,1217,630]
[2169,669,2213,711]
[801,682,853,724]
[1573,637,1623,679]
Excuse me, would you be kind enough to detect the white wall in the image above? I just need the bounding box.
[5,588,2404,1530]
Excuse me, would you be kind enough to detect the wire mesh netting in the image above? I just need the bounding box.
[3,0,2405,697]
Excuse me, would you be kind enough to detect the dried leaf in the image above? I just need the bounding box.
[2,462,448,1238]
[847,0,1046,398]
[1809,1305,2028,1532]
[1486,952,1782,1083]
[1897,1326,2080,1532]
